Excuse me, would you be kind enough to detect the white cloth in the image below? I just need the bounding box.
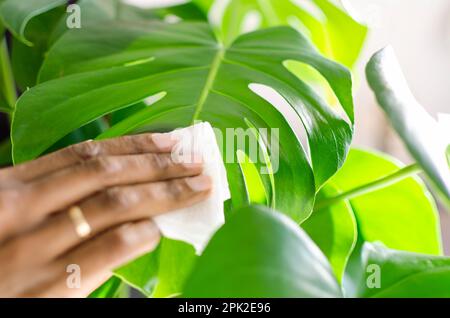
[153,122,230,254]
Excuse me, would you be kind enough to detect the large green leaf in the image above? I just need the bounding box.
[0,0,66,46]
[10,0,206,91]
[183,205,342,297]
[12,21,354,222]
[323,148,442,255]
[366,47,450,206]
[5,0,208,92]
[219,0,367,68]
[351,242,450,298]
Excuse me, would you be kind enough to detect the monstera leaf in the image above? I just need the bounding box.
[183,205,342,297]
[12,21,354,222]
[367,47,450,206]
[217,0,367,68]
[1,0,208,91]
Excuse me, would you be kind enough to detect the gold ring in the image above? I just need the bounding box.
[68,206,92,238]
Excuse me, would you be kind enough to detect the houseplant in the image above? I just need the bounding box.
[0,0,449,297]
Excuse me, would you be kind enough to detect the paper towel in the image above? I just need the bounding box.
[153,122,230,254]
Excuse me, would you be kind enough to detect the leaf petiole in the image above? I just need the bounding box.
[0,37,16,111]
[315,163,421,210]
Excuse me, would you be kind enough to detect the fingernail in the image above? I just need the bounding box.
[186,175,212,192]
[151,133,177,151]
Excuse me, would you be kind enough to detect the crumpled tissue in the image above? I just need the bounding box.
[153,122,230,254]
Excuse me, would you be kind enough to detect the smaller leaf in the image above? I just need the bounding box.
[366,47,450,206]
[352,242,450,298]
[0,0,67,45]
[11,6,65,90]
[312,0,367,68]
[183,205,342,298]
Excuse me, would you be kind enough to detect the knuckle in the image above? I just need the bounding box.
[0,191,18,234]
[166,179,187,200]
[0,189,21,216]
[70,141,101,161]
[149,154,171,172]
[104,187,139,209]
[4,239,31,266]
[122,135,146,153]
[86,157,121,175]
[110,226,133,249]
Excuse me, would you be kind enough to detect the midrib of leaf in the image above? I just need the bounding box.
[191,46,225,123]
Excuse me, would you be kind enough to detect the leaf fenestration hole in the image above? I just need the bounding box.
[241,10,262,34]
[123,57,155,67]
[291,0,325,21]
[143,91,167,106]
[164,14,181,24]
[209,0,231,25]
[249,83,310,162]
[283,60,351,125]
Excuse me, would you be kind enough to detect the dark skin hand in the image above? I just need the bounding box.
[0,133,212,297]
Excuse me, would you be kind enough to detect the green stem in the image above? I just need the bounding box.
[315,163,421,210]
[191,47,224,123]
[0,37,16,111]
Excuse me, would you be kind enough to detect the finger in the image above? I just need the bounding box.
[8,153,203,236]
[2,133,177,182]
[14,175,212,263]
[23,220,160,297]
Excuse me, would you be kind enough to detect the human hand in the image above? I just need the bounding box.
[0,133,211,297]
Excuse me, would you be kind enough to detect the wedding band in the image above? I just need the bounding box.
[68,206,92,238]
